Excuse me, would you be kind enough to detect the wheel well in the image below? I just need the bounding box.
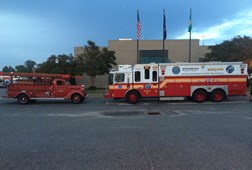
[192,88,207,96]
[16,93,29,99]
[71,93,82,98]
[125,90,141,98]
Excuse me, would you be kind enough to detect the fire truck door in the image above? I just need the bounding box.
[54,80,68,97]
[142,66,158,97]
[114,73,130,94]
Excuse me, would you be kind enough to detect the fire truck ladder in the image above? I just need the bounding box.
[2,72,71,79]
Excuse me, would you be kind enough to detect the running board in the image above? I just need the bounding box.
[159,97,185,101]
[30,98,64,100]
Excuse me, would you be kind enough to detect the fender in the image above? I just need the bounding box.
[14,90,31,99]
[64,90,86,100]
[190,85,228,97]
[124,89,141,98]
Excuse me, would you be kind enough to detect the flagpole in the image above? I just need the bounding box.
[189,8,192,63]
[189,31,191,63]
[163,9,167,63]
[136,9,141,64]
[163,38,165,63]
[137,39,139,64]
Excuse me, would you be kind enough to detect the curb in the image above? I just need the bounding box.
[87,94,104,97]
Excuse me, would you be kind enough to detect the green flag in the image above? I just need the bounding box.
[188,8,192,32]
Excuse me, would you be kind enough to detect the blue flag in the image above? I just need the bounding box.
[163,9,167,40]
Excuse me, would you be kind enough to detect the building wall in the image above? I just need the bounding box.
[108,39,210,64]
[74,39,210,88]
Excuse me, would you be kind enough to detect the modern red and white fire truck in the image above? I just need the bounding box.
[3,72,87,104]
[104,62,248,104]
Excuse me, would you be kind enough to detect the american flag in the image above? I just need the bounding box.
[137,10,141,40]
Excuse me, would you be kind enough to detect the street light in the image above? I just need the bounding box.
[55,58,59,73]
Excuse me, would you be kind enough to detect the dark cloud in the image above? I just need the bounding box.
[0,0,252,68]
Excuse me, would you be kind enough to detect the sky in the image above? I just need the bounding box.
[0,0,252,69]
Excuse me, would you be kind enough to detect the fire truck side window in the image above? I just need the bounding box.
[135,71,141,82]
[115,73,125,83]
[152,71,157,81]
[145,68,150,79]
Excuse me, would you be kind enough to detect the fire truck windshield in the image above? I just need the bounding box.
[115,73,125,83]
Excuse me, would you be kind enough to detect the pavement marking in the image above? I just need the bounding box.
[164,109,232,117]
[105,101,151,105]
[47,111,103,118]
[139,131,155,170]
[242,116,252,120]
[169,101,249,105]
[105,100,249,106]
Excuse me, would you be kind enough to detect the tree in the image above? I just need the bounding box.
[36,54,82,75]
[203,36,252,73]
[36,55,57,73]
[99,47,117,73]
[77,40,117,87]
[25,60,37,72]
[15,65,28,72]
[15,60,37,73]
[2,66,15,72]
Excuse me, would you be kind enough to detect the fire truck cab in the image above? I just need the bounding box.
[105,62,248,104]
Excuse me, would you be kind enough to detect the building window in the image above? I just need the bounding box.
[135,71,141,82]
[139,50,169,63]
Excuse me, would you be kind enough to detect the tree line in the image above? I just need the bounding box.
[2,41,117,87]
[203,36,252,73]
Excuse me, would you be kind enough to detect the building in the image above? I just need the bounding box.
[74,39,210,88]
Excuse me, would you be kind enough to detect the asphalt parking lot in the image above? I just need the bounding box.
[0,88,252,169]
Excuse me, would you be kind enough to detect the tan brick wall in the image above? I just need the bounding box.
[108,39,210,64]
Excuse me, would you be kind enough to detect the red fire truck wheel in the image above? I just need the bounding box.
[210,89,225,102]
[192,89,207,103]
[126,91,140,104]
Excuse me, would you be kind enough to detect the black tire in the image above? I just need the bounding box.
[126,91,140,104]
[192,89,207,103]
[17,94,30,105]
[71,93,84,104]
[210,89,225,102]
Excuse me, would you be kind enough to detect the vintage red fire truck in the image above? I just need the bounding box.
[104,62,248,104]
[3,72,87,104]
